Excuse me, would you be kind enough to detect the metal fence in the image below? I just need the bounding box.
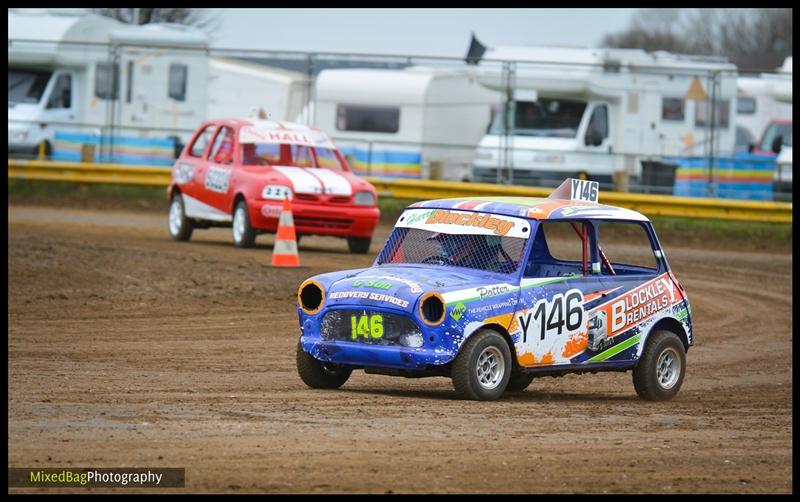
[8,37,791,202]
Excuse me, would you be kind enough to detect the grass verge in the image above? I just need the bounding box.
[9,180,791,253]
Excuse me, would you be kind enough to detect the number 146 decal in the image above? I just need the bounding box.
[518,289,584,343]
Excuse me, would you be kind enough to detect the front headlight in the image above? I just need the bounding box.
[354,191,375,206]
[262,185,292,200]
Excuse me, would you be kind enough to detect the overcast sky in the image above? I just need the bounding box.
[209,9,638,58]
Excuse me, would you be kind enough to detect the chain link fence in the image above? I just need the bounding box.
[8,37,791,201]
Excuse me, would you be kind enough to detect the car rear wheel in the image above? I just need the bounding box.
[168,193,193,241]
[632,330,686,401]
[347,236,371,254]
[232,200,256,248]
[505,371,535,392]
[451,329,511,400]
[296,342,352,389]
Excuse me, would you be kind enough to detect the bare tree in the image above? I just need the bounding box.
[91,8,218,32]
[602,8,792,72]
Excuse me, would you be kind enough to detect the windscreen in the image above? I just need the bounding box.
[759,122,793,151]
[376,227,528,274]
[240,143,345,171]
[8,69,52,105]
[489,99,587,138]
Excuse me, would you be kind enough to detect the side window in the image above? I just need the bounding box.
[46,73,71,109]
[336,105,400,133]
[168,63,188,102]
[126,61,134,104]
[95,62,119,100]
[737,97,756,115]
[661,98,685,121]
[208,127,235,164]
[597,221,658,275]
[695,99,730,129]
[585,105,608,146]
[525,221,590,278]
[189,125,216,158]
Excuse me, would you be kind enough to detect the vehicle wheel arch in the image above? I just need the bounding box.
[642,317,689,353]
[232,192,247,213]
[463,323,520,369]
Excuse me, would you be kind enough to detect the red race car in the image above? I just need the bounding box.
[167,118,380,253]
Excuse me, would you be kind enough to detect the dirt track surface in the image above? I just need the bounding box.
[8,205,793,493]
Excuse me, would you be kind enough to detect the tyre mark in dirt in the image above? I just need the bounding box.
[8,205,793,494]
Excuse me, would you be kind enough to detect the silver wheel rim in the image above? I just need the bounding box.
[233,205,246,243]
[169,197,183,236]
[476,346,505,390]
[656,348,681,389]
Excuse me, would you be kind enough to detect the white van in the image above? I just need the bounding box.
[308,66,500,181]
[8,9,208,163]
[470,45,738,187]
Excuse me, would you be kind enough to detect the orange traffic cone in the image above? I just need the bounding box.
[271,197,300,267]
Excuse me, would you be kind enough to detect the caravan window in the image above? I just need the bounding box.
[661,98,685,121]
[336,105,400,133]
[46,74,72,109]
[695,100,730,129]
[169,63,188,102]
[489,99,587,138]
[95,62,119,100]
[737,97,756,115]
[8,69,51,105]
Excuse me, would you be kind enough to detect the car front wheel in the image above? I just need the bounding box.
[232,200,256,248]
[347,236,371,254]
[632,330,686,401]
[168,193,193,241]
[451,329,512,400]
[296,343,352,389]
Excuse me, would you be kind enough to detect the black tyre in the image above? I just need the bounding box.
[505,371,535,392]
[232,200,256,248]
[451,329,512,401]
[167,193,194,241]
[296,343,352,389]
[347,236,371,254]
[632,330,686,401]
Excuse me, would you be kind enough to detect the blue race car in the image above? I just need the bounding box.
[296,179,693,401]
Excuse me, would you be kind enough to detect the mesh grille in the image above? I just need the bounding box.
[320,310,423,347]
[294,216,353,230]
[377,227,527,273]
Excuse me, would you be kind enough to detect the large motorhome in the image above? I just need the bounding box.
[8,9,208,165]
[469,45,739,188]
[307,66,500,181]
[736,56,792,149]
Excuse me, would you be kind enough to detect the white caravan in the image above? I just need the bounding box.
[470,45,738,187]
[8,9,208,163]
[736,56,792,149]
[308,66,500,180]
[207,57,310,124]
